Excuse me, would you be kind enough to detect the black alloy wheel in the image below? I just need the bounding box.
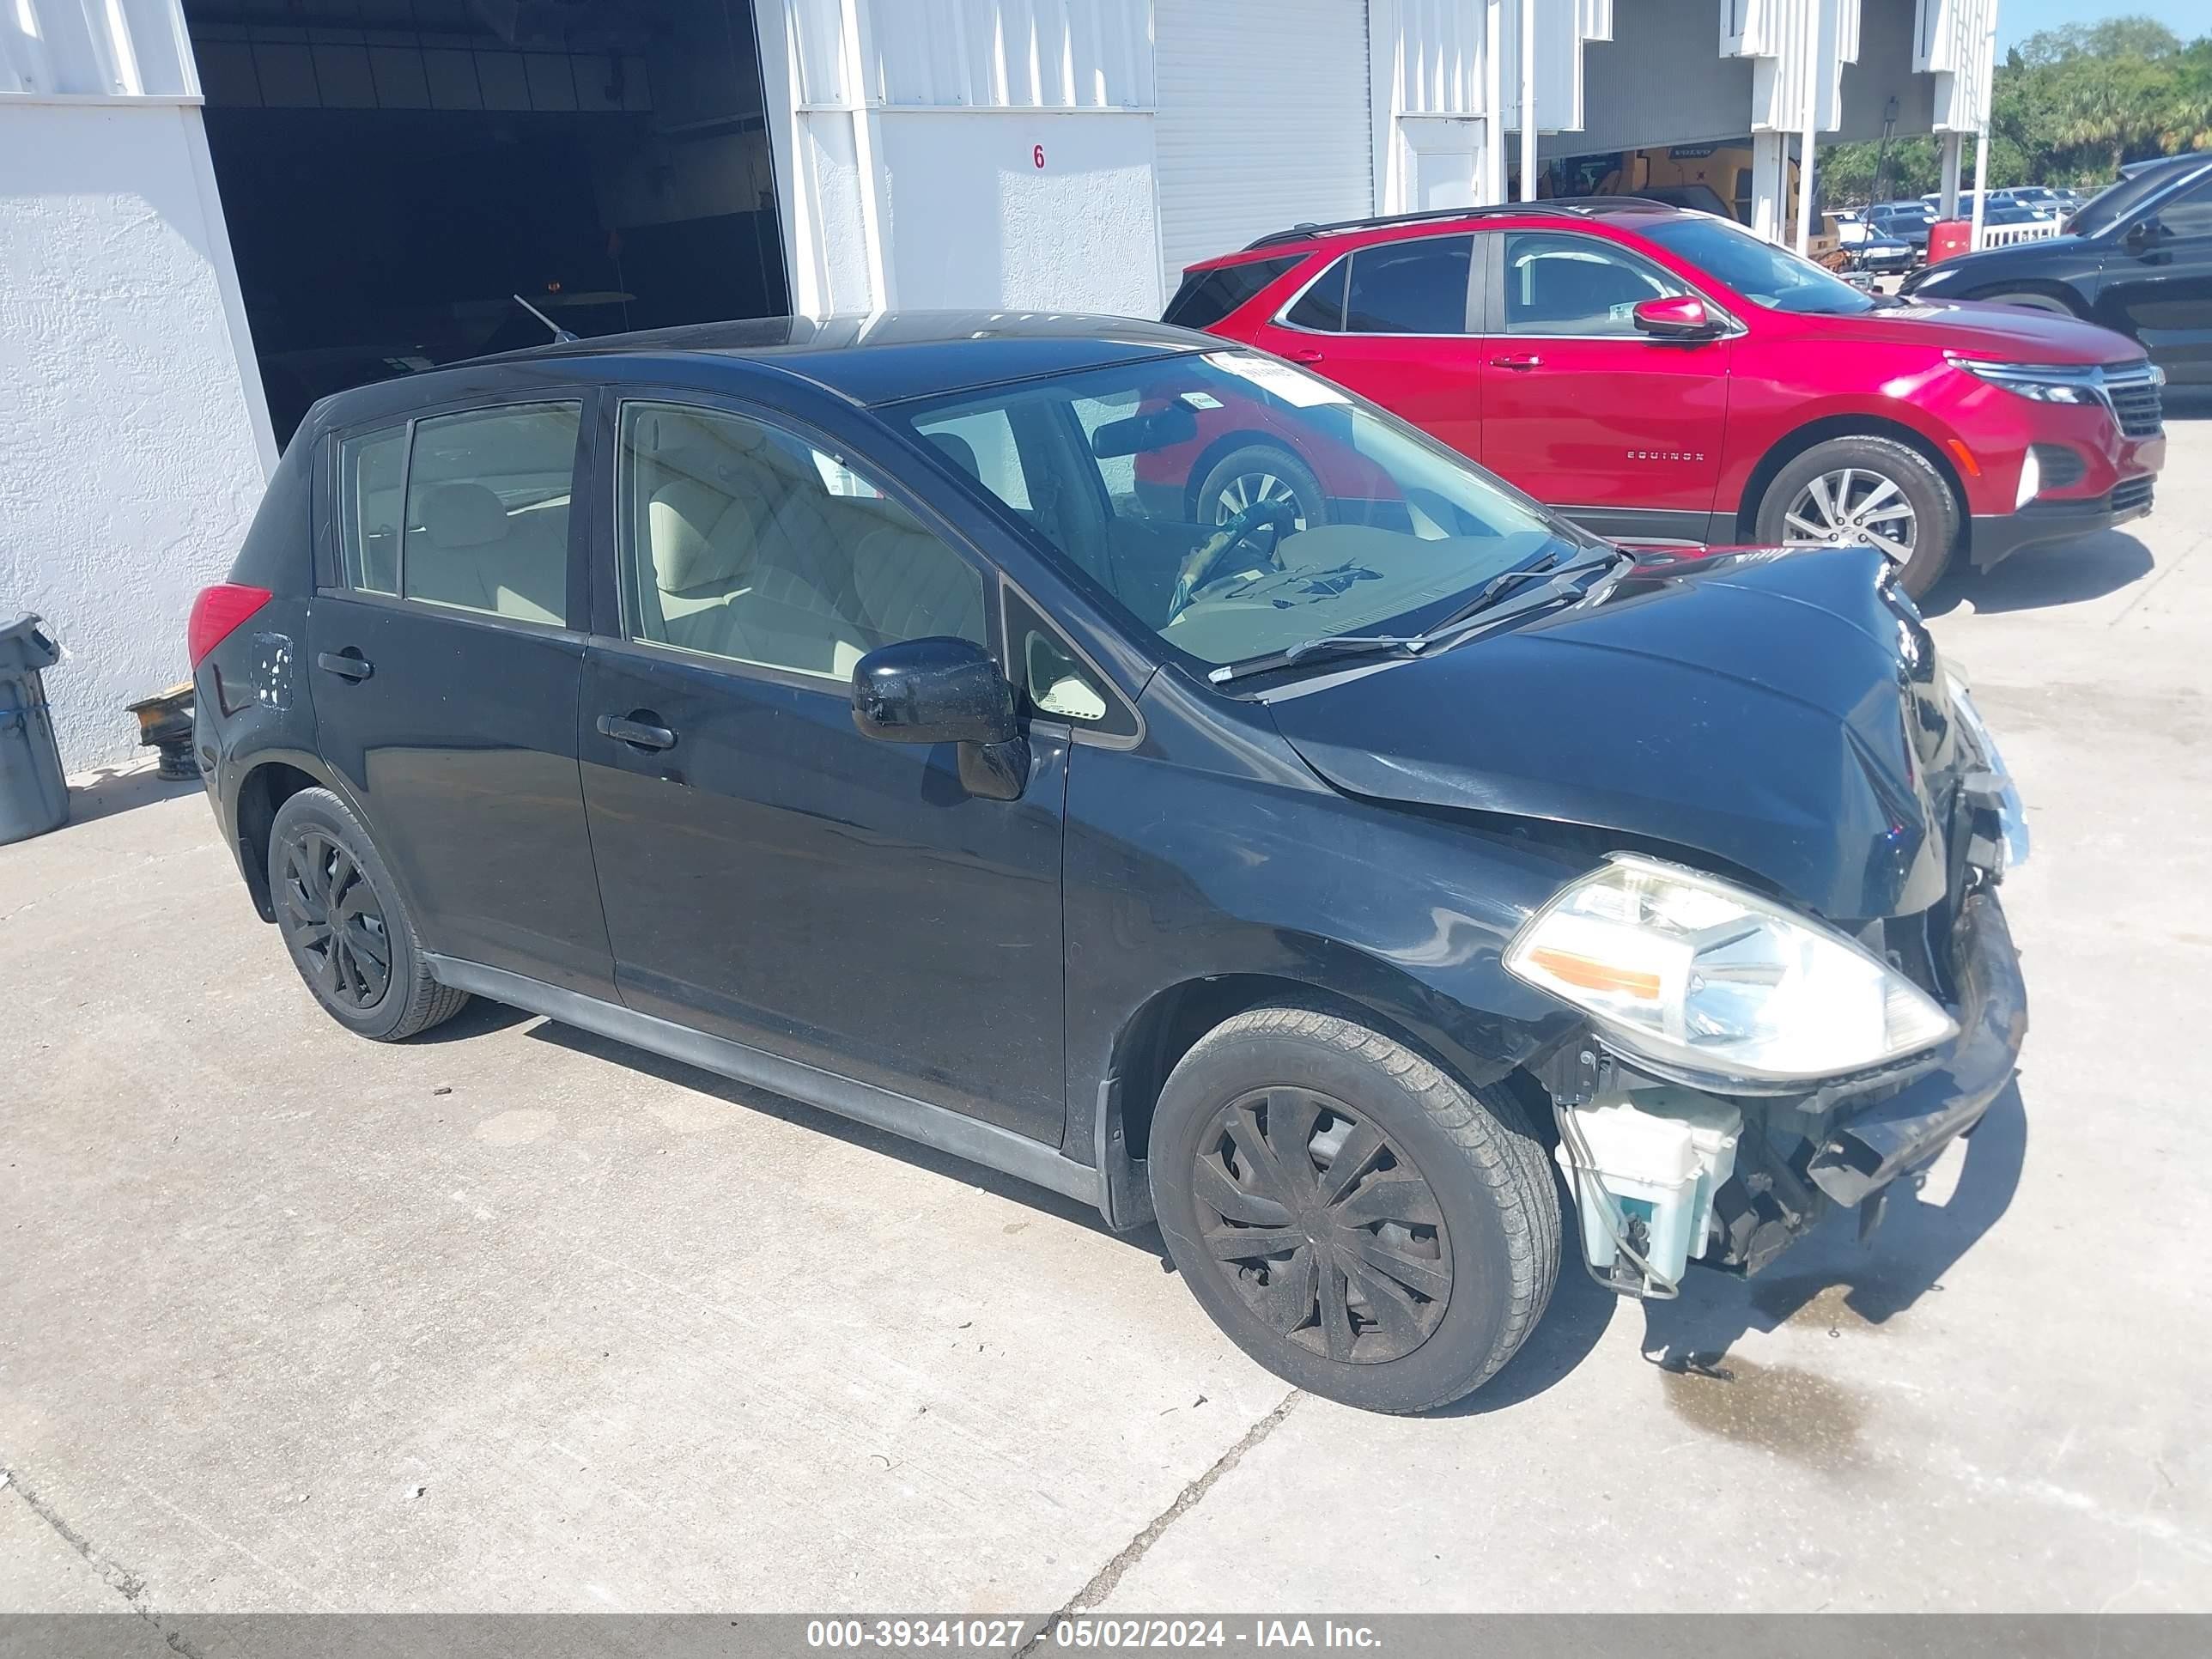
[264,786,469,1041]
[276,827,392,1011]
[1194,1087,1452,1364]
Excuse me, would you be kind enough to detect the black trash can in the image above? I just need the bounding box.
[0,615,70,845]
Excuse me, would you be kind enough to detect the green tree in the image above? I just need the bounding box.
[1820,13,2210,205]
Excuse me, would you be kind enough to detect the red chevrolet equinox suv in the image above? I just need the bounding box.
[1163,200,2166,597]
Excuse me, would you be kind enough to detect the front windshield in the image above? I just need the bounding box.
[1640,215,1877,316]
[892,351,1568,668]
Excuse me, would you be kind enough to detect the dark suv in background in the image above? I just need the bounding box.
[1904,153,2212,384]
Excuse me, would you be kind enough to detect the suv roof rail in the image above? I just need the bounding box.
[1240,197,1672,252]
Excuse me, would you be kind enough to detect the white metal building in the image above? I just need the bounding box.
[3,0,1999,773]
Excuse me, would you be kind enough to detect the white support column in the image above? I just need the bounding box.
[1795,5,1820,258]
[1516,0,1536,201]
[1751,131,1786,244]
[1968,7,1995,249]
[1484,0,1505,204]
[1938,131,1963,219]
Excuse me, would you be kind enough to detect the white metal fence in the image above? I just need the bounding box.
[1981,219,2063,248]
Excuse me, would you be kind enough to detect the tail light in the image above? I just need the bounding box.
[187,584,272,668]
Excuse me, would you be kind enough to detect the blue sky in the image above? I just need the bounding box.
[1998,1,2204,48]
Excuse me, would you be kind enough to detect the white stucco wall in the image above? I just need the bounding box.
[880,112,1161,316]
[0,100,274,775]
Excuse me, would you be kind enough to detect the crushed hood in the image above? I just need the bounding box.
[1260,545,1965,921]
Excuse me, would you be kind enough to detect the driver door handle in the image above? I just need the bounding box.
[597,713,677,752]
[1490,354,1543,370]
[1285,348,1326,363]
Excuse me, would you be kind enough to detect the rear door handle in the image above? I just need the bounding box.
[1489,354,1543,370]
[597,713,677,752]
[316,650,373,682]
[1285,348,1326,363]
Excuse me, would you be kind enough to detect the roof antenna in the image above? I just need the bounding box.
[513,294,578,344]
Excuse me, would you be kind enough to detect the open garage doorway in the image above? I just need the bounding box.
[185,0,787,442]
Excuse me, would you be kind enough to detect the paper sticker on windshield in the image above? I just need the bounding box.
[1205,352,1348,407]
[1179,392,1224,410]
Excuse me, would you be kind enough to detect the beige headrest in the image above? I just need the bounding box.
[420,483,507,548]
[650,477,757,595]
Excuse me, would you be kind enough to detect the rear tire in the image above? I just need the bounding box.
[267,787,469,1042]
[1149,1006,1559,1413]
[1754,434,1960,600]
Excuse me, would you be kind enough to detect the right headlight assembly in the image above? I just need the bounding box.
[1505,854,1958,1090]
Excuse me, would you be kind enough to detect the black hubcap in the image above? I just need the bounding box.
[1193,1088,1451,1364]
[277,830,392,1011]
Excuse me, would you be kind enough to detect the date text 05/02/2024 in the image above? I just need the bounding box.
[805,1620,1382,1650]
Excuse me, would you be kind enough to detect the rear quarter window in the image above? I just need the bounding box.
[1163,255,1302,329]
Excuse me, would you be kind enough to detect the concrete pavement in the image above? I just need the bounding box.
[3,407,2208,1625]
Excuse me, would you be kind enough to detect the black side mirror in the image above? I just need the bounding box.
[851,637,1028,800]
[2124,216,2160,252]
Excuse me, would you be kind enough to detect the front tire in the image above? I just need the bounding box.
[1150,1006,1559,1413]
[1194,444,1327,532]
[1754,434,1960,599]
[267,787,469,1042]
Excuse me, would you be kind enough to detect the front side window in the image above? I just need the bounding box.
[893,351,1568,672]
[2154,175,2212,239]
[617,402,987,682]
[1638,215,1875,317]
[1502,231,1688,336]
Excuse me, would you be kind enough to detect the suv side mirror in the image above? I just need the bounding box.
[851,637,1029,800]
[1632,295,1722,340]
[2124,216,2160,252]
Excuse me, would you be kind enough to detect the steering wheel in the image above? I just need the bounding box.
[1166,499,1297,623]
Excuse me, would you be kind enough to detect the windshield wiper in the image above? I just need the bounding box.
[1207,633,1428,684]
[1206,546,1628,686]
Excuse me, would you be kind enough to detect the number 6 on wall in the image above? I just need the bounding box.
[1032,144,1046,169]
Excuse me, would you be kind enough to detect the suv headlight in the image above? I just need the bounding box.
[1950,356,2103,405]
[1505,855,1957,1089]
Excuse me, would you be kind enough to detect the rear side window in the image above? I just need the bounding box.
[1284,257,1350,331]
[1163,255,1301,329]
[336,403,580,626]
[1345,235,1474,334]
[338,427,405,594]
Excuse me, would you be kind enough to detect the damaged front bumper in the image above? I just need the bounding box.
[1540,881,2028,1296]
[1804,889,2027,1207]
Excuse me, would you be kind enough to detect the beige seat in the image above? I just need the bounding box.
[407,482,565,624]
[642,430,872,678]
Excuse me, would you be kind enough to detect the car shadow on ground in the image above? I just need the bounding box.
[1919,532,2154,617]
[524,1018,1158,1249]
[1638,1080,2027,1369]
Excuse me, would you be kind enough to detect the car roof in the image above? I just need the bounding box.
[1193,198,1690,269]
[312,312,1212,428]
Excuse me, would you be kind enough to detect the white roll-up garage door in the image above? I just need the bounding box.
[1153,0,1374,296]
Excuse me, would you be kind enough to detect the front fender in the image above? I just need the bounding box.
[1061,683,1589,1155]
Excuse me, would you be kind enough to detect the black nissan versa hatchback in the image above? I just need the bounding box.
[191,313,2028,1413]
